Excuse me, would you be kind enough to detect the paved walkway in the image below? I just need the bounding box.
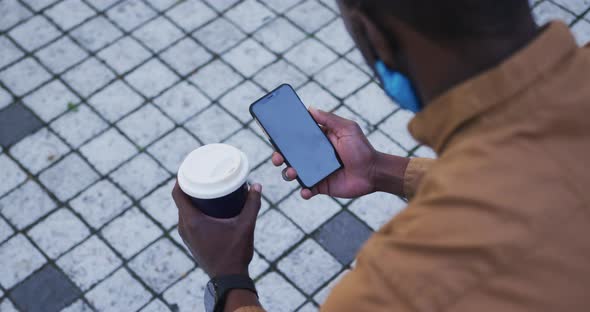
[0,0,588,311]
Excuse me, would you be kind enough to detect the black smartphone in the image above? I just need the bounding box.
[249,84,343,189]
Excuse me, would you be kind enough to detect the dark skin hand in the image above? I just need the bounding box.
[275,107,410,199]
[172,182,263,311]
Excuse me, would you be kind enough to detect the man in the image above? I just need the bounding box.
[173,0,590,311]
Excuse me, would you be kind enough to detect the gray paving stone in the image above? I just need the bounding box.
[286,0,336,33]
[316,18,355,54]
[147,128,201,173]
[35,36,89,74]
[253,60,308,92]
[0,36,24,69]
[379,110,419,151]
[161,38,212,76]
[140,179,177,229]
[261,0,301,13]
[19,109,69,150]
[164,0,216,32]
[250,162,299,203]
[70,16,123,52]
[162,269,209,312]
[109,153,170,199]
[10,264,80,312]
[60,300,93,312]
[85,0,120,11]
[44,0,96,30]
[39,153,99,202]
[193,18,246,54]
[50,104,108,148]
[8,15,60,52]
[0,180,56,229]
[223,128,272,168]
[125,59,179,98]
[80,127,138,174]
[70,179,132,229]
[284,38,338,75]
[0,234,46,289]
[106,0,157,31]
[254,17,305,54]
[553,0,590,15]
[140,299,171,312]
[297,81,340,112]
[153,81,211,123]
[345,82,395,125]
[254,209,304,261]
[203,0,240,12]
[129,238,194,293]
[85,268,151,312]
[188,60,243,99]
[298,302,319,312]
[145,0,177,11]
[278,239,341,294]
[0,0,33,32]
[313,270,348,304]
[279,192,341,234]
[28,208,90,259]
[101,207,162,258]
[0,217,13,244]
[0,58,52,96]
[219,80,265,122]
[572,19,590,45]
[0,153,27,197]
[22,79,80,122]
[349,192,407,230]
[116,104,175,147]
[250,251,270,279]
[62,58,115,97]
[184,104,242,144]
[314,210,372,264]
[225,0,274,33]
[57,235,122,291]
[533,1,576,25]
[132,17,184,53]
[367,130,408,157]
[87,80,144,122]
[256,272,305,312]
[0,297,18,312]
[0,103,43,147]
[315,58,370,99]
[97,37,152,74]
[223,39,277,77]
[26,0,59,11]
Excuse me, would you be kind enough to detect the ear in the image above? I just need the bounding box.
[355,12,399,70]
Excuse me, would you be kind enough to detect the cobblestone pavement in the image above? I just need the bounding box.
[0,0,589,311]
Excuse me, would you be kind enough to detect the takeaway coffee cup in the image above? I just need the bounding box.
[177,144,250,219]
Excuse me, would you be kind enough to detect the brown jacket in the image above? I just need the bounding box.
[238,22,590,312]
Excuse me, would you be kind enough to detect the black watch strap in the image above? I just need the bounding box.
[212,275,257,312]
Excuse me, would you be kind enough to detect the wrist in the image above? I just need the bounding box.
[372,152,410,197]
[223,289,260,312]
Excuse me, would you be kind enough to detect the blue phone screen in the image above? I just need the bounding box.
[251,84,341,188]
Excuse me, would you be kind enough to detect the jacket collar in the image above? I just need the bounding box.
[408,22,578,153]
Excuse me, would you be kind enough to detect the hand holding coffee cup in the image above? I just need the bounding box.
[177,144,250,219]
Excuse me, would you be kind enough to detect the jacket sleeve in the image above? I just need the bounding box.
[403,157,435,199]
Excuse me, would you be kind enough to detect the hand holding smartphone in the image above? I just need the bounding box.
[249,84,343,189]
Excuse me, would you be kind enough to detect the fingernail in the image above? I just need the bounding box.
[253,183,262,192]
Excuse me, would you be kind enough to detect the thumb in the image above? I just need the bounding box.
[239,183,262,224]
[309,107,351,131]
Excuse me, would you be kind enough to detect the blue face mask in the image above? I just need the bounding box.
[375,60,422,113]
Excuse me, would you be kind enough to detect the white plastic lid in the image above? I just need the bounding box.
[177,144,250,199]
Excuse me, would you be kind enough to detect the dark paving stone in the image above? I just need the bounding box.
[314,210,372,265]
[0,103,43,147]
[10,264,81,312]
